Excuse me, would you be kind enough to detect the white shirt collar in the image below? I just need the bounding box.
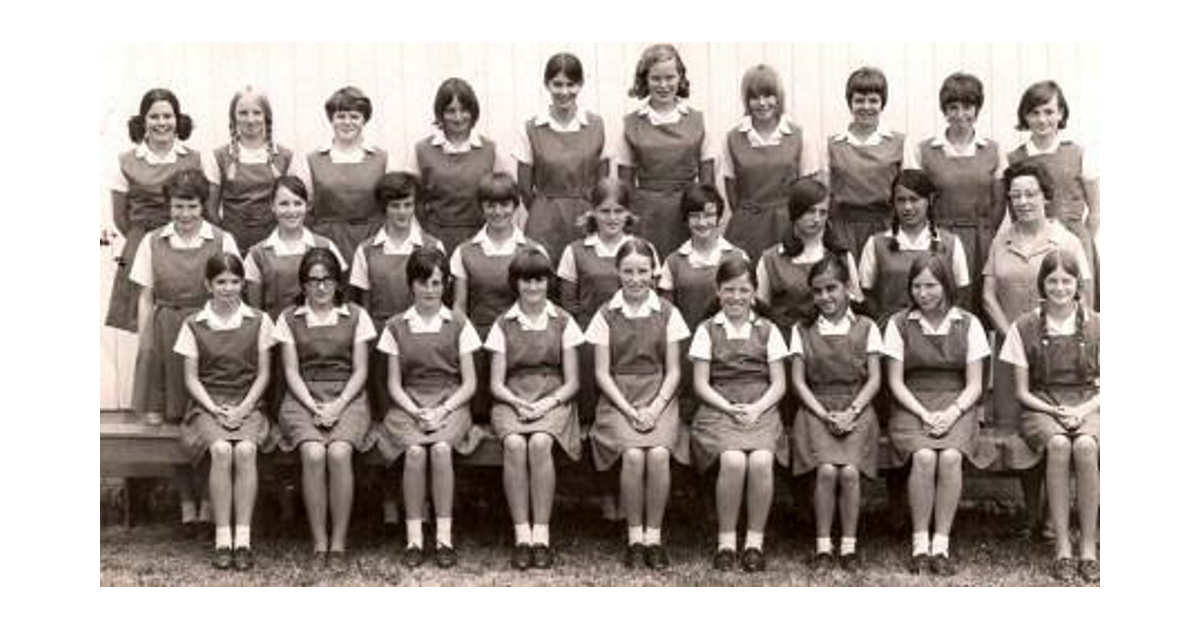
[534,108,590,132]
[431,127,485,154]
[134,140,190,164]
[470,226,527,256]
[502,301,561,330]
[195,301,256,329]
[161,220,216,241]
[890,225,935,251]
[1022,133,1075,157]
[679,237,735,267]
[319,139,380,163]
[295,302,352,326]
[712,311,760,339]
[907,305,966,335]
[929,128,989,157]
[816,308,858,335]
[371,224,426,254]
[607,290,663,318]
[737,114,794,147]
[777,240,828,264]
[1036,305,1090,335]
[583,233,632,258]
[636,99,691,126]
[401,305,454,332]
[833,126,895,147]
[233,141,270,164]
[265,227,317,251]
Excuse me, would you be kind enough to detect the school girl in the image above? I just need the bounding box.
[375,248,479,569]
[585,238,691,570]
[882,254,992,576]
[486,249,584,570]
[659,183,749,330]
[214,86,299,254]
[790,254,883,573]
[689,257,788,573]
[617,43,718,258]
[722,63,821,263]
[107,88,218,333]
[999,250,1100,583]
[274,247,376,568]
[174,253,273,570]
[826,67,917,261]
[515,52,609,265]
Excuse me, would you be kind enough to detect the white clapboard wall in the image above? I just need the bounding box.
[100,42,1095,410]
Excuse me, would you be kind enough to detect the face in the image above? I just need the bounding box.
[546,72,581,112]
[517,276,549,306]
[169,196,204,233]
[747,91,779,125]
[482,199,515,230]
[944,101,978,133]
[893,185,930,230]
[850,92,883,126]
[385,196,416,232]
[234,95,267,142]
[330,110,365,143]
[440,96,474,138]
[687,202,721,241]
[412,267,446,310]
[304,263,338,307]
[1042,265,1079,308]
[1024,95,1063,139]
[617,252,654,302]
[593,200,629,238]
[793,205,829,240]
[206,270,244,308]
[646,59,681,107]
[273,186,308,230]
[910,268,947,314]
[144,100,177,145]
[717,272,755,321]
[1008,175,1047,224]
[810,270,849,319]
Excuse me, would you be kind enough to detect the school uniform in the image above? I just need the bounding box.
[374,306,481,464]
[617,100,718,257]
[859,226,970,323]
[485,302,585,460]
[305,141,390,263]
[213,142,296,253]
[272,302,376,451]
[826,127,914,259]
[659,238,749,330]
[106,140,213,332]
[244,228,345,320]
[755,243,863,332]
[129,221,241,420]
[173,302,275,464]
[790,310,883,478]
[513,109,607,265]
[687,312,789,474]
[584,291,691,471]
[722,115,819,263]
[983,220,1093,326]
[408,129,504,255]
[882,307,994,467]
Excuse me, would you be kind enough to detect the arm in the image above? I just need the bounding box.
[593,341,639,423]
[386,354,425,417]
[206,183,221,225]
[111,191,130,237]
[137,286,154,337]
[698,159,715,187]
[517,162,536,211]
[692,359,738,417]
[246,282,264,311]
[231,344,272,422]
[1078,279,1095,312]
[281,342,321,415]
[560,280,581,318]
[550,345,580,404]
[1083,179,1099,237]
[886,357,931,425]
[745,359,787,422]
[489,349,529,411]
[981,276,1010,333]
[328,339,371,417]
[791,356,832,421]
[941,359,985,431]
[723,176,739,235]
[595,157,611,183]
[452,274,469,319]
[1013,363,1067,422]
[182,356,221,418]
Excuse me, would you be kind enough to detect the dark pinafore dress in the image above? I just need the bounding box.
[246,233,342,321]
[179,308,271,463]
[307,148,387,263]
[376,311,477,464]
[724,122,805,264]
[214,144,294,254]
[563,237,624,428]
[688,319,787,474]
[1014,309,1101,454]
[489,311,582,461]
[828,132,906,260]
[589,301,689,471]
[416,137,497,256]
[131,226,226,421]
[791,318,880,478]
[886,311,992,467]
[522,114,606,265]
[276,304,373,451]
[106,147,203,332]
[759,246,819,332]
[866,230,961,324]
[622,108,707,257]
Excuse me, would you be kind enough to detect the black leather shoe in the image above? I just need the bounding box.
[908,553,930,575]
[644,544,669,570]
[813,552,836,573]
[233,547,254,571]
[624,543,645,569]
[435,544,458,568]
[511,543,532,570]
[1077,558,1100,584]
[930,554,957,576]
[741,547,765,573]
[531,544,554,569]
[211,546,233,570]
[402,545,424,569]
[839,552,861,574]
[712,548,736,571]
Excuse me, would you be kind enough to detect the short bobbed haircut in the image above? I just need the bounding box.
[296,247,346,306]
[907,252,957,311]
[845,66,888,108]
[628,43,690,99]
[1003,161,1056,204]
[1016,80,1069,131]
[128,87,194,142]
[787,178,828,222]
[807,252,852,288]
[477,172,520,206]
[939,72,984,113]
[741,64,785,116]
[272,174,309,204]
[544,52,584,85]
[164,168,210,204]
[324,86,373,122]
[205,252,246,282]
[679,183,726,224]
[406,247,451,293]
[375,171,422,206]
[433,78,480,128]
[507,248,556,293]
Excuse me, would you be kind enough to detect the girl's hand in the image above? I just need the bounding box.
[634,406,657,433]
[831,409,855,435]
[525,398,557,423]
[422,405,449,432]
[317,400,343,428]
[727,403,750,426]
[741,403,764,427]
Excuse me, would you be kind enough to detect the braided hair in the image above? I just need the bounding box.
[888,169,943,254]
[225,86,280,182]
[1035,250,1088,381]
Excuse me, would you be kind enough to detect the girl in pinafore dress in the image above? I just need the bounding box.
[515,52,609,266]
[826,67,917,261]
[722,63,821,265]
[107,88,217,333]
[883,254,992,576]
[214,86,299,254]
[790,254,883,574]
[689,257,788,573]
[174,253,273,571]
[274,248,376,569]
[617,43,718,259]
[129,169,241,536]
[408,78,506,256]
[999,250,1100,584]
[859,169,971,322]
[913,73,1006,315]
[304,86,391,263]
[376,248,480,570]
[585,238,691,571]
[487,249,585,570]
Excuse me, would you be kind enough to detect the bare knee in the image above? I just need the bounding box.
[233,441,257,467]
[622,448,646,471]
[748,450,773,475]
[1047,435,1072,460]
[912,449,937,471]
[1072,436,1099,460]
[720,450,747,476]
[209,441,233,467]
[816,463,838,484]
[327,442,354,466]
[528,433,554,460]
[300,443,326,469]
[430,441,452,461]
[405,445,427,469]
[504,434,528,455]
[839,465,860,488]
[939,449,962,469]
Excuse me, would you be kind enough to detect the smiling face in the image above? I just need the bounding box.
[169,196,204,234]
[303,263,338,308]
[546,71,581,114]
[647,58,681,108]
[810,269,849,320]
[412,267,446,311]
[234,94,267,143]
[273,185,308,230]
[1007,175,1047,225]
[1042,265,1080,309]
[482,199,515,231]
[717,272,755,321]
[517,276,549,308]
[944,101,978,135]
[144,99,177,146]
[747,91,780,126]
[617,251,655,302]
[910,268,947,315]
[385,196,416,233]
[330,109,365,144]
[893,184,930,231]
[206,270,244,309]
[687,202,721,241]
[793,205,829,240]
[440,96,474,138]
[1024,95,1063,140]
[850,92,883,127]
[593,200,629,239]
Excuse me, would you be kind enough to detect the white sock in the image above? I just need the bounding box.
[436,518,453,547]
[912,532,930,556]
[234,526,251,549]
[840,537,857,556]
[383,500,400,524]
[816,537,833,554]
[531,524,550,546]
[718,531,737,551]
[515,523,532,545]
[744,530,764,551]
[628,526,645,545]
[644,527,662,546]
[931,533,950,557]
[215,526,232,549]
[406,519,424,548]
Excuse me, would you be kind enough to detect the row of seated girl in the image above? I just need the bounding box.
[130,167,1097,582]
